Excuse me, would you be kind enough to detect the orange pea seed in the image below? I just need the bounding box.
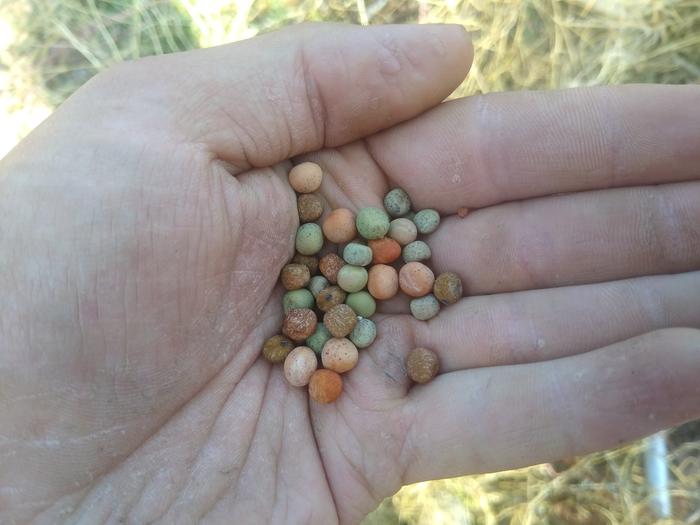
[367,264,399,300]
[368,237,402,264]
[308,369,343,403]
[322,208,357,244]
[289,162,323,193]
[399,262,435,297]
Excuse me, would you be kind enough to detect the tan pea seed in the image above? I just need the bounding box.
[284,346,318,387]
[321,337,359,373]
[289,162,323,193]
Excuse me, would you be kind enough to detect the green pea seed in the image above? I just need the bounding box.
[403,240,432,262]
[356,207,390,240]
[349,317,377,349]
[283,289,315,313]
[306,323,332,355]
[346,291,376,318]
[413,209,440,235]
[295,223,324,255]
[409,294,440,321]
[383,188,412,218]
[308,275,329,297]
[343,242,373,266]
[337,265,368,293]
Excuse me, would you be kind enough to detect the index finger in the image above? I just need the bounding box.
[368,84,700,212]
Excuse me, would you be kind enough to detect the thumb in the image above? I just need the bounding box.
[76,23,472,170]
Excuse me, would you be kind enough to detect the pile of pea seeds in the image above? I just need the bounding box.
[261,162,463,403]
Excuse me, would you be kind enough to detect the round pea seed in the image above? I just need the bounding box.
[345,291,376,318]
[337,265,368,293]
[343,242,373,266]
[388,218,418,246]
[413,209,440,235]
[283,289,315,313]
[306,323,332,355]
[308,275,329,297]
[409,294,440,321]
[433,272,463,305]
[349,317,377,349]
[383,188,412,218]
[356,207,390,240]
[402,240,432,262]
[295,223,324,255]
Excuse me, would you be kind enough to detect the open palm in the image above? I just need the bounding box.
[2,23,700,524]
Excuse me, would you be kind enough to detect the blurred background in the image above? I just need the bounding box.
[1,0,699,523]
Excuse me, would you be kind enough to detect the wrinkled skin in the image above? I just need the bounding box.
[2,23,700,524]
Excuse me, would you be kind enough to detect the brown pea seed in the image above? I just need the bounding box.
[291,253,319,276]
[262,335,294,363]
[319,253,345,284]
[308,369,343,403]
[289,162,323,193]
[282,308,318,342]
[316,285,347,312]
[297,194,324,223]
[323,304,358,338]
[280,263,311,291]
[406,347,439,384]
[433,272,463,305]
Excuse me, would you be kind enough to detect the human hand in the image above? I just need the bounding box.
[1,22,699,524]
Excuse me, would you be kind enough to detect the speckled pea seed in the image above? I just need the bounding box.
[413,209,440,235]
[388,218,418,246]
[383,188,412,218]
[345,291,376,318]
[337,265,368,293]
[283,289,315,313]
[319,253,345,284]
[433,272,463,305]
[406,347,439,383]
[306,323,332,354]
[284,346,318,387]
[297,194,324,223]
[409,294,440,321]
[343,242,373,266]
[289,162,323,193]
[321,337,359,373]
[295,223,324,255]
[308,369,343,403]
[349,317,377,349]
[262,334,294,363]
[402,240,432,263]
[356,207,390,240]
[316,285,347,312]
[308,275,329,297]
[281,263,311,290]
[292,254,319,276]
[282,308,318,342]
[323,304,358,338]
